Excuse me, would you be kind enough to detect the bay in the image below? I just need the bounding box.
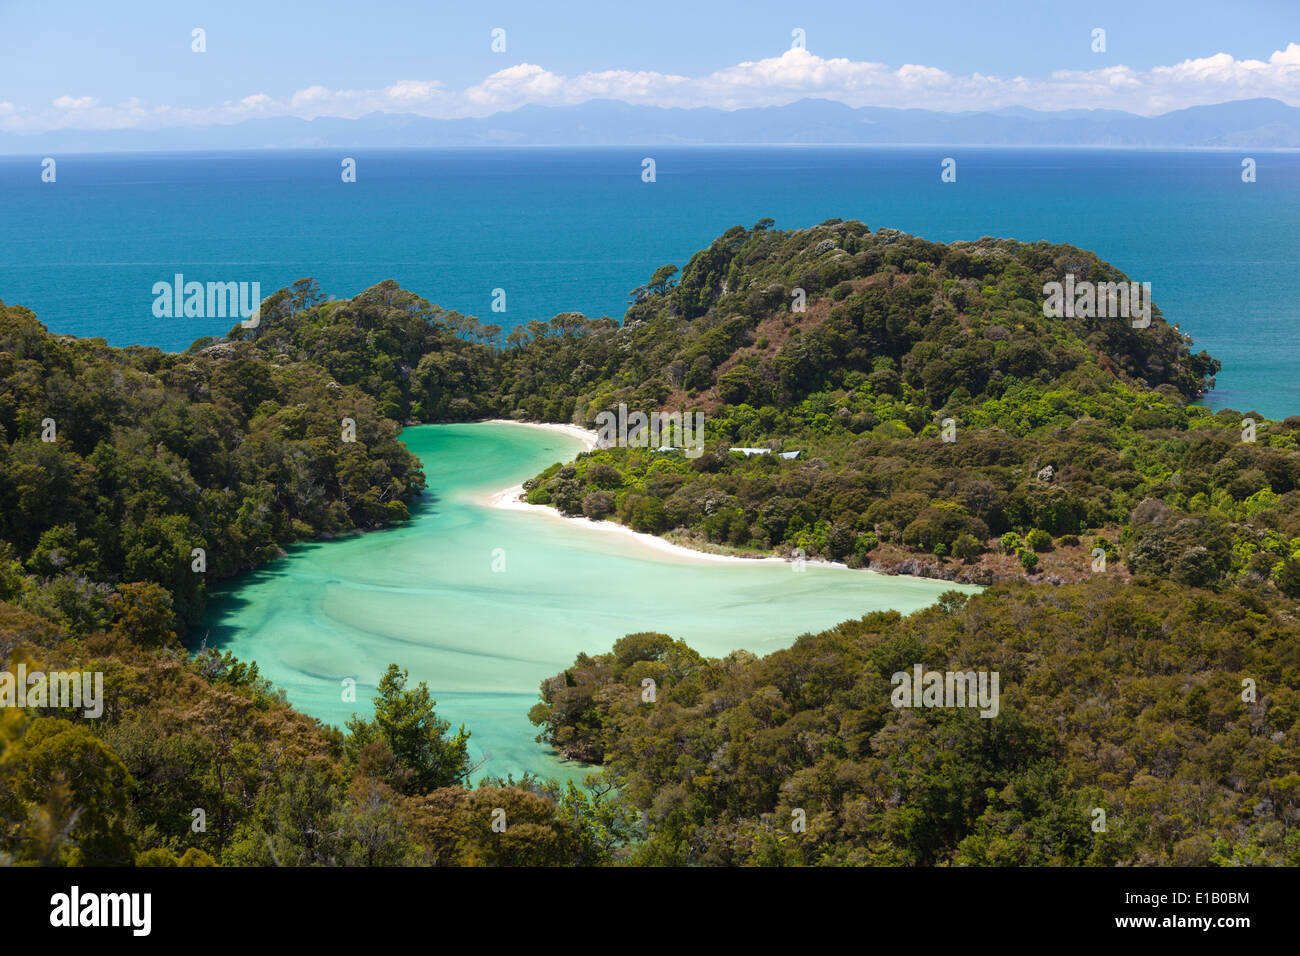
[204,420,977,782]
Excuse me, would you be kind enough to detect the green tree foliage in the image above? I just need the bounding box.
[344,664,471,794]
[107,581,178,647]
[0,300,425,637]
[532,578,1300,866]
[1025,529,1055,553]
[0,608,627,867]
[0,712,134,865]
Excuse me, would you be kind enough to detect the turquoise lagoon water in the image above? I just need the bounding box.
[205,421,976,782]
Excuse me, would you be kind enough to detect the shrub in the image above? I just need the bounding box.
[1025,529,1055,553]
[854,531,879,557]
[1172,546,1221,589]
[1000,532,1021,554]
[1275,558,1300,598]
[1018,549,1039,572]
[901,506,989,553]
[586,464,624,489]
[826,523,857,561]
[628,496,668,534]
[952,533,983,560]
[581,491,615,520]
[135,848,179,867]
[550,479,584,515]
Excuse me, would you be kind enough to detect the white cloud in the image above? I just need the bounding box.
[3,44,1299,133]
[385,80,446,102]
[457,63,688,111]
[52,95,98,110]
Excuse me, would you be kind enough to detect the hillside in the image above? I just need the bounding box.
[504,221,1295,596]
[218,220,1298,595]
[0,300,424,636]
[529,578,1300,865]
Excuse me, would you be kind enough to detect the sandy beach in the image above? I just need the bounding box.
[482,418,601,452]
[479,419,851,569]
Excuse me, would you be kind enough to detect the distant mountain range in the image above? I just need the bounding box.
[3,97,1298,153]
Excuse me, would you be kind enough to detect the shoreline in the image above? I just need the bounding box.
[486,480,800,566]
[476,418,865,572]
[481,418,601,452]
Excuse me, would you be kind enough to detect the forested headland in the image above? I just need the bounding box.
[2,219,1297,865]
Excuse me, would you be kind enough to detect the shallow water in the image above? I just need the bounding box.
[204,421,978,782]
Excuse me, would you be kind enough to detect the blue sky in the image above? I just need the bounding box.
[1,0,1297,130]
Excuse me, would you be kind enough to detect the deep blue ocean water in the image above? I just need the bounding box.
[0,147,1296,417]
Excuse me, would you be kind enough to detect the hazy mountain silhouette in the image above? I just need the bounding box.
[2,97,1297,152]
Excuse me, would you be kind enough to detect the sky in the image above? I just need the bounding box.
[1,0,1297,132]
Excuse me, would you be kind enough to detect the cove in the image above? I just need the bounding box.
[204,421,978,783]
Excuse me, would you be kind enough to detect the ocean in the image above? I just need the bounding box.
[1,146,1296,417]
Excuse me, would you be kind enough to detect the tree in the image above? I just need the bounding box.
[1276,559,1300,598]
[2,717,135,865]
[108,581,179,647]
[454,786,582,867]
[345,664,471,795]
[684,355,713,392]
[581,491,614,520]
[25,525,101,577]
[717,365,763,405]
[647,264,679,296]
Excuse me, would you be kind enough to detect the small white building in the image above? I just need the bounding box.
[730,447,801,459]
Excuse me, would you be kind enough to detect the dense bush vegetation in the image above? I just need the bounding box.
[506,221,1295,594]
[0,603,634,866]
[0,300,424,638]
[209,224,1297,595]
[531,579,1300,866]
